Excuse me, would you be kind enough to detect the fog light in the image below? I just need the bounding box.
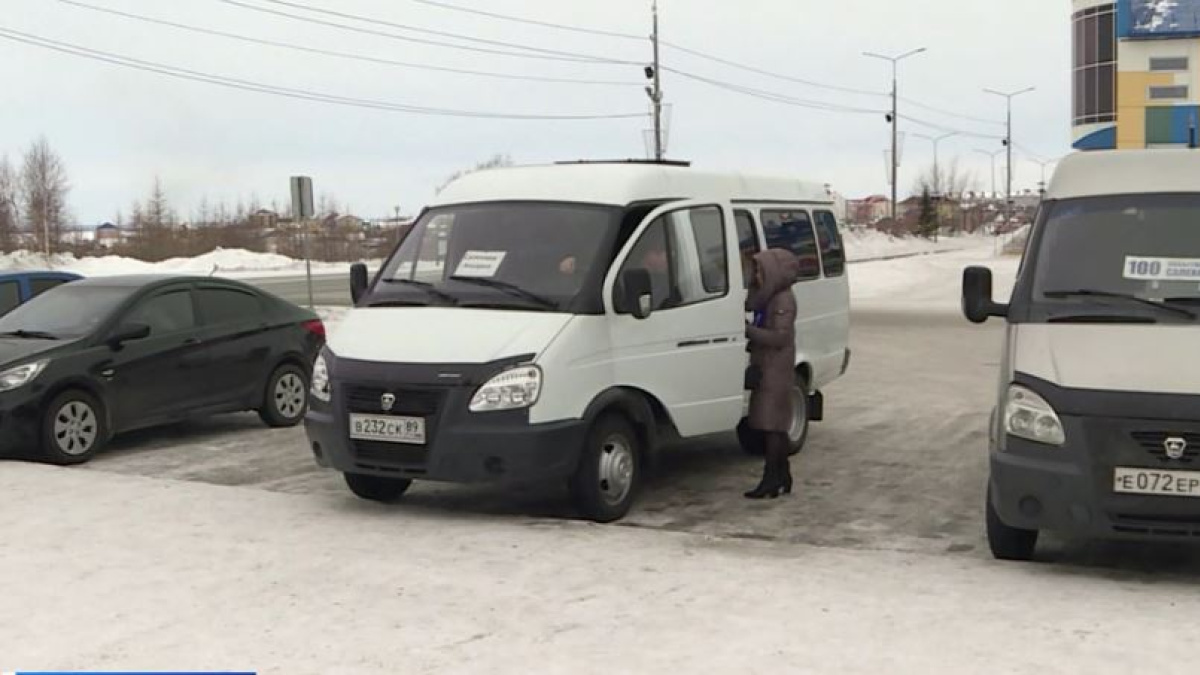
[1019,496,1042,519]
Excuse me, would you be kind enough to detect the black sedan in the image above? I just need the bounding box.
[0,275,325,464]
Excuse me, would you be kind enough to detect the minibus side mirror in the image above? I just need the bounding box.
[620,269,654,320]
[962,266,1008,324]
[350,263,369,304]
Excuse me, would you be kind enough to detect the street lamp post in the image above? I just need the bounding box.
[1033,158,1058,194]
[973,148,1004,198]
[913,131,957,196]
[983,86,1036,228]
[865,47,927,222]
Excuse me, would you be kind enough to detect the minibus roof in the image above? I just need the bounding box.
[432,162,833,207]
[1047,149,1200,200]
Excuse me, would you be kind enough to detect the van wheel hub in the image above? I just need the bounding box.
[597,435,635,506]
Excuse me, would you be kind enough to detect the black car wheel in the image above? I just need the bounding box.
[41,390,108,465]
[259,363,308,428]
[986,485,1039,562]
[570,414,642,523]
[344,473,412,503]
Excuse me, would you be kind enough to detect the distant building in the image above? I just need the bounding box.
[95,222,121,249]
[846,195,892,226]
[1073,0,1200,150]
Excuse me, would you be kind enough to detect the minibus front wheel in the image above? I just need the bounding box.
[571,413,642,523]
[986,485,1038,561]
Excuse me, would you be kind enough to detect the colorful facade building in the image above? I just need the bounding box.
[1073,0,1200,150]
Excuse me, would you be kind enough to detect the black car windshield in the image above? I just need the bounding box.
[0,285,134,338]
[1032,194,1200,320]
[378,202,620,311]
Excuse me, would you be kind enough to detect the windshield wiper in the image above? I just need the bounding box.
[380,278,457,305]
[449,276,558,310]
[1164,297,1200,307]
[1044,289,1197,319]
[450,277,558,310]
[0,329,59,340]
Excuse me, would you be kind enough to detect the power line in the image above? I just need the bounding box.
[899,97,1004,127]
[55,0,641,86]
[393,0,1003,133]
[406,0,644,40]
[0,26,650,120]
[901,115,1004,141]
[665,67,886,114]
[663,42,887,99]
[216,0,636,65]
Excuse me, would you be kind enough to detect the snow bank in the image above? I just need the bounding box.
[850,244,1019,311]
[0,248,375,279]
[842,228,995,263]
[0,230,992,279]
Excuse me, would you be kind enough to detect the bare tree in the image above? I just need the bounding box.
[913,156,977,198]
[20,136,70,256]
[436,153,513,194]
[0,155,18,252]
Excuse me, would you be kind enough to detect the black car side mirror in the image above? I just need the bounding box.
[108,322,150,350]
[350,263,369,304]
[962,266,1008,324]
[620,268,654,320]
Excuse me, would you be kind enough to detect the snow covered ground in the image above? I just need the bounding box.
[2,463,1198,674]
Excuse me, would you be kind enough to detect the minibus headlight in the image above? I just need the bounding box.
[311,353,332,403]
[470,365,542,412]
[1004,385,1065,447]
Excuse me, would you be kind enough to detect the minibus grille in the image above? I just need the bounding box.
[343,384,444,416]
[1131,432,1200,465]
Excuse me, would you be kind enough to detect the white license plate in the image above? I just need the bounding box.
[349,414,426,445]
[1114,467,1200,498]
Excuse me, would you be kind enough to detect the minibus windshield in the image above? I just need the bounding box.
[378,202,620,312]
[1032,194,1200,319]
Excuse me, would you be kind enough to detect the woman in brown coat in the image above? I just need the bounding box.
[744,248,801,499]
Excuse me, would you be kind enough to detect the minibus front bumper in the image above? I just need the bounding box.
[991,415,1200,541]
[304,356,586,484]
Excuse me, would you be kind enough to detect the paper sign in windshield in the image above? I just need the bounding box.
[455,250,507,278]
[1124,256,1200,281]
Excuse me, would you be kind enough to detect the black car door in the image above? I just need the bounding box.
[194,285,273,409]
[105,285,207,430]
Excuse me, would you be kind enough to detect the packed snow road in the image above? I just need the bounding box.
[68,248,1200,572]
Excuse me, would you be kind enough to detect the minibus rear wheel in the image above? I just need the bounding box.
[571,414,641,523]
[986,486,1038,561]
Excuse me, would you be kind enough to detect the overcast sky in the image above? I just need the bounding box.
[1,0,1070,223]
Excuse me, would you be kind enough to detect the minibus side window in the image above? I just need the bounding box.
[760,210,821,281]
[689,208,729,295]
[615,206,727,313]
[734,210,761,289]
[813,210,846,277]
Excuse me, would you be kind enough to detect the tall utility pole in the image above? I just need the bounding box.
[914,132,957,195]
[864,48,927,221]
[974,148,1004,197]
[647,0,664,161]
[984,86,1035,227]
